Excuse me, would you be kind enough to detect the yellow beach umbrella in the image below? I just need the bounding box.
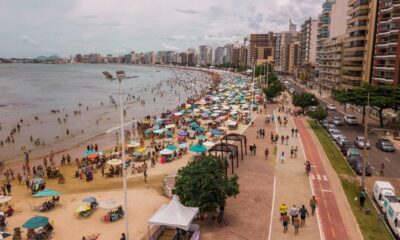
[136,147,146,153]
[75,204,90,213]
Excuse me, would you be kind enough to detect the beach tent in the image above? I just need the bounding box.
[107,158,123,166]
[160,149,174,155]
[99,199,123,210]
[148,196,198,231]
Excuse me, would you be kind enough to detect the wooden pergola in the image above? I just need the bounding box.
[220,133,247,161]
[208,143,239,175]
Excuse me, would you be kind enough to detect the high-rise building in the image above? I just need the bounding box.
[288,41,301,74]
[341,0,378,88]
[372,0,400,85]
[199,45,213,66]
[319,36,346,89]
[289,19,297,33]
[274,33,282,70]
[300,18,318,66]
[279,31,300,73]
[224,44,234,65]
[249,32,275,65]
[215,46,226,66]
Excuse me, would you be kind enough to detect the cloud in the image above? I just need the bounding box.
[175,8,201,14]
[170,35,187,40]
[82,15,98,19]
[19,34,40,47]
[161,43,178,50]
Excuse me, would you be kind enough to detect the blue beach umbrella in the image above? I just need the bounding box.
[196,127,205,132]
[33,189,60,198]
[189,145,207,153]
[82,196,97,203]
[22,216,49,229]
[179,143,188,149]
[196,135,206,140]
[211,130,222,136]
[166,144,177,150]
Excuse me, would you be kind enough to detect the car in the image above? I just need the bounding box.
[344,114,358,125]
[341,141,356,155]
[347,147,361,159]
[327,127,338,135]
[327,104,336,111]
[320,119,330,129]
[349,155,372,176]
[330,130,342,140]
[354,136,371,149]
[376,139,396,152]
[336,136,347,146]
[331,116,344,126]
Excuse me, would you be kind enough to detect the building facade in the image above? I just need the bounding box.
[319,36,346,89]
[372,0,400,85]
[300,18,318,66]
[249,32,275,65]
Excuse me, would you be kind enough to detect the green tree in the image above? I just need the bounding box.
[172,156,239,213]
[263,80,285,101]
[292,92,318,113]
[369,85,400,127]
[308,106,327,121]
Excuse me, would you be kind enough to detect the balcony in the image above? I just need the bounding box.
[348,4,370,16]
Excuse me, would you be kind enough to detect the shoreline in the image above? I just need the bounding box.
[0,67,219,176]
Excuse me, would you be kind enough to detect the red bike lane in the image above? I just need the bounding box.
[294,117,349,240]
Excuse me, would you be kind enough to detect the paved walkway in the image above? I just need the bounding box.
[269,105,321,239]
[201,106,276,240]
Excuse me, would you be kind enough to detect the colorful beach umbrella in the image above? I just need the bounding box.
[166,144,177,150]
[22,216,49,229]
[177,130,188,136]
[189,145,207,153]
[196,135,206,140]
[178,143,188,149]
[107,158,122,166]
[33,189,60,198]
[83,150,95,157]
[211,130,222,135]
[75,205,91,213]
[160,148,174,155]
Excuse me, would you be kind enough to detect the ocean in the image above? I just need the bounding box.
[0,64,210,163]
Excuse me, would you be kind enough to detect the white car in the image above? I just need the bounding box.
[329,129,342,140]
[332,116,344,126]
[327,104,336,111]
[336,136,347,146]
[344,114,358,125]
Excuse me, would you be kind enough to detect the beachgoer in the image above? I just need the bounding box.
[293,216,300,235]
[280,203,288,220]
[280,151,285,164]
[282,214,290,233]
[264,147,269,160]
[290,205,299,225]
[359,189,366,210]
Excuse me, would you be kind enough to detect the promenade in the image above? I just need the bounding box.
[201,105,276,240]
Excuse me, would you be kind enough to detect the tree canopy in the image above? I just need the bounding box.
[334,84,400,127]
[292,92,318,112]
[308,106,327,121]
[172,156,239,213]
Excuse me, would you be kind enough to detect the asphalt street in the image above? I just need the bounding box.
[283,78,400,178]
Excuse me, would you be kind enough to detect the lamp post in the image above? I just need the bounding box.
[102,71,138,240]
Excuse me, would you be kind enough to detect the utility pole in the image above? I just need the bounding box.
[362,90,370,189]
[266,63,269,87]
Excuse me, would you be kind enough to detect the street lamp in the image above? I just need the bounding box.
[102,70,138,240]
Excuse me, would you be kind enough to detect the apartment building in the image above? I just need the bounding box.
[300,18,318,66]
[288,41,301,74]
[249,33,275,65]
[372,0,400,85]
[319,36,346,89]
[341,0,378,88]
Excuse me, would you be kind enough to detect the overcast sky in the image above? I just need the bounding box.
[0,0,323,58]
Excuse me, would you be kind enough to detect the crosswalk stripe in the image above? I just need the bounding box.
[322,175,328,181]
[310,174,315,180]
[317,174,321,181]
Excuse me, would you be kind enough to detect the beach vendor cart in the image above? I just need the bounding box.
[159,149,174,164]
[99,199,124,223]
[22,216,53,240]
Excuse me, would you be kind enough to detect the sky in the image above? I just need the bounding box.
[0,0,323,58]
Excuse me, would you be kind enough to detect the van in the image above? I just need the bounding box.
[373,181,397,212]
[386,202,400,239]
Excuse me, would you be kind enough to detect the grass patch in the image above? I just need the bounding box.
[308,120,393,240]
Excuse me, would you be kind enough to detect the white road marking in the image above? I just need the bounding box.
[372,147,378,152]
[317,174,321,181]
[385,157,391,162]
[321,189,332,192]
[310,174,316,180]
[371,165,375,170]
[322,175,328,181]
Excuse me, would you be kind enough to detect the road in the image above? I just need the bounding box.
[284,77,400,178]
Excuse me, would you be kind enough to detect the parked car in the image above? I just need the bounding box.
[328,127,339,135]
[347,147,361,159]
[376,138,396,152]
[341,142,356,155]
[327,104,336,111]
[336,136,348,146]
[320,119,330,129]
[331,131,343,141]
[331,116,344,126]
[344,114,358,125]
[349,155,372,176]
[355,136,371,149]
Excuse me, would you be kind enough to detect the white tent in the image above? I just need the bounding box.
[148,196,199,231]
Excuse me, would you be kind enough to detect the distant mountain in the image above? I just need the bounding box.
[35,55,62,61]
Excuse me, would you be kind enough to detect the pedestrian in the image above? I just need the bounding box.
[280,151,285,164]
[281,135,285,144]
[17,173,22,185]
[380,163,385,176]
[253,143,257,155]
[291,128,295,137]
[249,145,253,155]
[280,203,288,220]
[310,195,318,216]
[264,147,269,160]
[217,204,225,223]
[290,205,299,224]
[1,184,6,196]
[293,216,300,235]
[6,182,11,195]
[294,146,298,158]
[299,205,309,227]
[286,135,289,145]
[120,233,126,240]
[282,213,290,233]
[143,167,148,183]
[290,148,294,158]
[359,188,366,210]
[295,128,298,137]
